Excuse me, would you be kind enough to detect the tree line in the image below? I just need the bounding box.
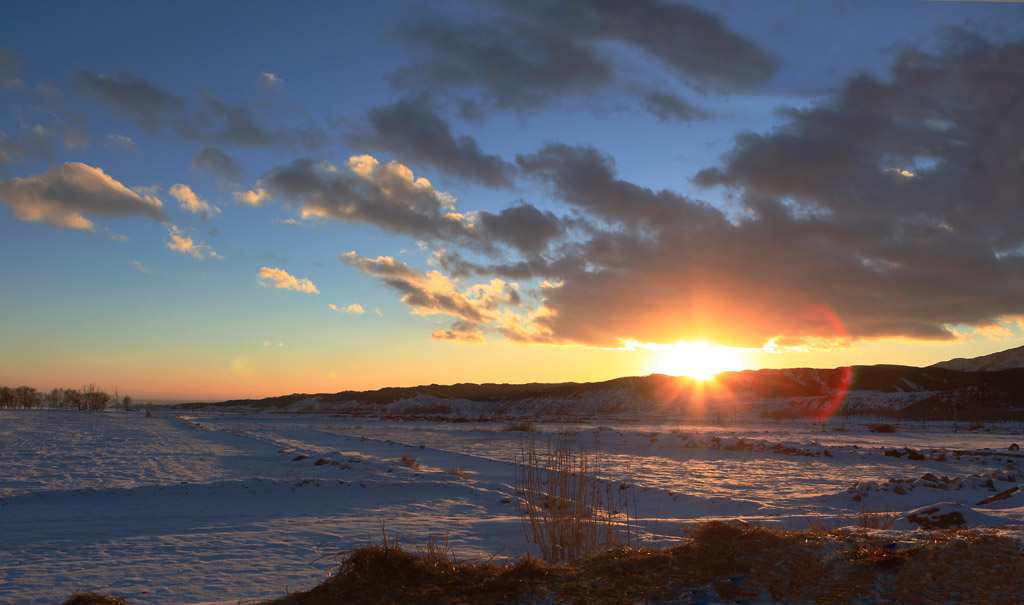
[0,384,131,411]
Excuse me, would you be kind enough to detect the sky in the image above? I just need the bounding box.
[2,0,1024,401]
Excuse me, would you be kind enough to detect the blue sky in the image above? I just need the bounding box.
[2,0,1024,400]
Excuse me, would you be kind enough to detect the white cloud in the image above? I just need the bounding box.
[234,187,270,206]
[258,267,318,293]
[166,224,218,259]
[260,72,282,89]
[169,183,220,217]
[330,303,364,314]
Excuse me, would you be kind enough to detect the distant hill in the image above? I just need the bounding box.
[177,345,1024,422]
[930,344,1024,372]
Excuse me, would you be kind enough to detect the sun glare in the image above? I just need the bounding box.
[649,341,748,381]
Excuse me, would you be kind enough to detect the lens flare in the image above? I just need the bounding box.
[804,305,854,422]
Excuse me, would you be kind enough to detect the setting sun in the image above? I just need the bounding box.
[648,341,749,381]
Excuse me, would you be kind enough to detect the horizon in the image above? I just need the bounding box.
[3,1,1024,401]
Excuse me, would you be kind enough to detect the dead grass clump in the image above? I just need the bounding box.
[400,453,420,468]
[61,592,130,605]
[445,466,469,480]
[503,421,536,432]
[867,423,896,433]
[854,502,897,530]
[851,544,920,567]
[272,530,545,604]
[514,438,635,563]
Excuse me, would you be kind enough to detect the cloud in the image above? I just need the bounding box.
[166,224,218,259]
[193,91,278,147]
[643,91,710,122]
[260,72,282,89]
[76,71,185,134]
[0,162,164,231]
[431,321,485,344]
[0,121,89,165]
[192,146,242,180]
[340,251,519,326]
[477,204,566,255]
[262,155,473,241]
[348,36,1024,350]
[517,142,724,230]
[0,45,23,88]
[78,71,323,149]
[105,134,140,153]
[234,187,269,206]
[169,183,220,217]
[0,126,56,165]
[258,266,318,293]
[354,99,514,187]
[132,260,153,274]
[330,303,365,314]
[391,0,773,117]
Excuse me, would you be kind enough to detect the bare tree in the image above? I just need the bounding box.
[13,386,42,409]
[82,383,111,411]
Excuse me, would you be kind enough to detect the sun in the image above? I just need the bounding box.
[649,341,748,381]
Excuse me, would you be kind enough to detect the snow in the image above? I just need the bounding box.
[3,409,1024,604]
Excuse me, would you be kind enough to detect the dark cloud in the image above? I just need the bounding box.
[192,146,242,180]
[478,204,565,255]
[354,99,514,188]
[263,156,474,241]
[393,11,611,115]
[431,321,486,344]
[0,162,165,231]
[77,71,324,149]
[0,126,58,165]
[643,90,709,122]
[517,142,727,231]
[0,45,23,87]
[349,35,1024,349]
[566,0,776,91]
[76,71,185,134]
[392,0,774,118]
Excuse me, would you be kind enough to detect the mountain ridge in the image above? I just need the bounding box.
[177,345,1024,421]
[930,343,1024,372]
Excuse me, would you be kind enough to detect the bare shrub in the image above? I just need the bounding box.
[514,438,635,563]
[61,592,129,605]
[854,502,897,530]
[504,421,537,432]
[867,423,896,433]
[446,466,469,480]
[400,453,420,468]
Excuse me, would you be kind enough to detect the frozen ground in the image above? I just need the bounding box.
[2,410,1023,604]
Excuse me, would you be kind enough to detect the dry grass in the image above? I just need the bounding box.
[514,438,635,563]
[854,501,897,530]
[445,466,469,480]
[503,421,537,432]
[61,592,130,605]
[265,522,1024,604]
[65,522,1024,605]
[399,453,419,468]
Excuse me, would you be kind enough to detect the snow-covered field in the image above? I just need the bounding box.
[3,410,1023,604]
